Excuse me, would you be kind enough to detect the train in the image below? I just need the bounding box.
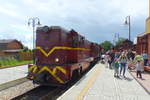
[27,26,101,86]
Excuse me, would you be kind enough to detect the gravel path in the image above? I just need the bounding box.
[0,81,38,100]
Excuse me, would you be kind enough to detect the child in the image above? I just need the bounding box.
[114,59,119,77]
[136,60,143,79]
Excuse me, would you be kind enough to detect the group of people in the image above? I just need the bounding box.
[101,49,148,79]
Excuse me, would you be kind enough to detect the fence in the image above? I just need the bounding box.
[0,52,33,61]
[19,52,33,61]
[0,52,33,67]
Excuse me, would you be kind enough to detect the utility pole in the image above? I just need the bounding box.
[124,16,131,41]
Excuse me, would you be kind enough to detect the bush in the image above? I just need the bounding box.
[0,55,33,68]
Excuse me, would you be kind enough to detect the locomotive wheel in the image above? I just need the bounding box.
[79,67,82,75]
[72,69,80,80]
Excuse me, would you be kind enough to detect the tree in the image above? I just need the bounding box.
[22,46,32,52]
[100,41,113,51]
[115,37,127,46]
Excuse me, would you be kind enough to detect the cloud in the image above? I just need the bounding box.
[0,7,20,18]
[0,0,149,48]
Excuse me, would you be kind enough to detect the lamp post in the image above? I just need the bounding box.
[28,17,41,64]
[113,33,119,45]
[124,16,131,41]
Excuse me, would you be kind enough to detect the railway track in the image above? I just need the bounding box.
[11,62,98,100]
[11,79,80,100]
[11,86,57,100]
[0,77,28,91]
[11,75,82,100]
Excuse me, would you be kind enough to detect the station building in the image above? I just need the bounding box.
[137,0,150,61]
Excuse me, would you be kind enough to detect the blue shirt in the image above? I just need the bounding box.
[142,53,148,60]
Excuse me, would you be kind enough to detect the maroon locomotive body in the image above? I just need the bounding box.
[28,26,101,86]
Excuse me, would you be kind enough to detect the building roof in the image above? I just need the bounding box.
[37,26,69,33]
[0,39,23,50]
[0,39,16,43]
[123,39,133,44]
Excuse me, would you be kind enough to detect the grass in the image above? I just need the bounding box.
[0,59,33,68]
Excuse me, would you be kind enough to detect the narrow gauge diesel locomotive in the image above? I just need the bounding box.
[28,26,101,86]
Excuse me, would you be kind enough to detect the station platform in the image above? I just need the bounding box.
[58,63,150,100]
[0,65,28,85]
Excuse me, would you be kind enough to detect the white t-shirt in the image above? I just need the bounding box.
[136,62,142,71]
[101,55,105,58]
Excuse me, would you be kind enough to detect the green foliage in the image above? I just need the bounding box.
[0,56,33,68]
[134,55,144,62]
[115,37,127,46]
[22,46,32,52]
[100,41,113,51]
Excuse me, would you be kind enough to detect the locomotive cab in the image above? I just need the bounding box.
[28,26,70,85]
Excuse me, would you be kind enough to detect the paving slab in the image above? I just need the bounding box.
[57,63,150,100]
[130,70,150,94]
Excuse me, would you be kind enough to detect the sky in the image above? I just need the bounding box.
[0,0,149,48]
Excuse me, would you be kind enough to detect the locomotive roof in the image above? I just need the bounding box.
[36,26,92,43]
[37,26,69,33]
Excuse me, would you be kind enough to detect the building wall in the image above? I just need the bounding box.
[148,34,150,60]
[19,52,33,60]
[0,51,4,55]
[4,52,19,56]
[7,41,23,50]
[146,17,150,34]
[137,34,150,61]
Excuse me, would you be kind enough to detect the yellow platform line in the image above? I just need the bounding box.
[75,67,101,100]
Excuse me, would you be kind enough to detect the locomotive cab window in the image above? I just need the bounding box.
[81,37,85,44]
[72,36,78,48]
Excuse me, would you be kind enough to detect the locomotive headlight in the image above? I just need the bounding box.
[55,58,59,62]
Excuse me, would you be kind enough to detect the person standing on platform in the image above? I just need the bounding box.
[108,55,112,68]
[115,51,121,59]
[141,51,148,66]
[104,52,109,67]
[135,60,143,79]
[127,50,135,61]
[114,58,119,77]
[119,52,128,77]
[108,50,115,69]
[101,54,105,64]
[134,53,144,72]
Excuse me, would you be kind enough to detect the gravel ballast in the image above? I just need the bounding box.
[0,81,38,100]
